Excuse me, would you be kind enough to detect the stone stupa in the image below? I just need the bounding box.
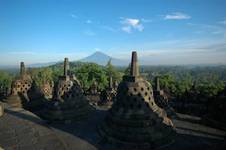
[88,80,99,95]
[25,81,47,113]
[40,81,54,99]
[99,51,175,149]
[98,76,116,107]
[153,76,176,118]
[86,80,101,105]
[43,58,93,122]
[0,102,3,117]
[4,62,32,108]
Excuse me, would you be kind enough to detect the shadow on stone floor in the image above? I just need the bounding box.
[45,108,107,149]
[3,106,105,149]
[3,106,226,150]
[4,108,47,126]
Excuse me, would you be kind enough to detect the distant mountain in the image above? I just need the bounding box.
[28,62,58,68]
[79,51,128,66]
[0,62,58,70]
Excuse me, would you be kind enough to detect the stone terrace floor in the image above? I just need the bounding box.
[0,104,225,150]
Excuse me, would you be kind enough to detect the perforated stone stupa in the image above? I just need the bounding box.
[39,81,54,99]
[86,80,101,104]
[99,51,175,149]
[4,62,32,108]
[98,76,116,107]
[25,81,47,112]
[88,80,99,95]
[43,58,93,122]
[153,76,176,118]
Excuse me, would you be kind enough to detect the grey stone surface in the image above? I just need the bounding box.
[0,103,225,150]
[0,103,67,150]
[99,51,175,149]
[0,103,3,117]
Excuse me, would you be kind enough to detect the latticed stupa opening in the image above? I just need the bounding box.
[99,51,176,149]
[43,58,93,122]
[3,62,32,108]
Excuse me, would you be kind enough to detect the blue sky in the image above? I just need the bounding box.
[0,0,226,65]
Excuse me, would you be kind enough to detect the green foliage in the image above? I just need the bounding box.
[143,65,226,98]
[0,71,13,88]
[73,63,108,91]
[51,66,63,82]
[105,59,123,82]
[196,81,224,97]
[29,68,53,87]
[124,63,131,76]
[2,61,226,101]
[159,74,177,94]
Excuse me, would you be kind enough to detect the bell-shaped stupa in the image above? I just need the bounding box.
[4,62,32,108]
[153,76,176,118]
[99,51,175,149]
[98,76,116,107]
[43,58,93,122]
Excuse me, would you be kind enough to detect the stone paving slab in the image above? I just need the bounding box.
[0,104,67,150]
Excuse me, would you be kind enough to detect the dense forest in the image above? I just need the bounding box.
[0,61,226,100]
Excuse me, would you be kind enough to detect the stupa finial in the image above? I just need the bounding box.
[20,62,25,76]
[109,76,113,89]
[64,58,69,76]
[130,51,139,76]
[155,76,160,91]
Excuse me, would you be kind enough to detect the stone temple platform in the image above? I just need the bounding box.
[0,103,225,150]
[0,103,67,150]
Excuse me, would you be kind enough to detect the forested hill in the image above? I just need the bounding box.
[1,63,226,98]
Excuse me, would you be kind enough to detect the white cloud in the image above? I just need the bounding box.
[108,38,226,65]
[141,18,152,23]
[164,12,191,20]
[1,50,89,65]
[86,20,92,24]
[187,23,226,37]
[120,18,144,33]
[84,30,95,36]
[8,51,37,55]
[70,14,78,19]
[122,26,132,33]
[101,25,118,32]
[220,20,226,25]
[125,18,139,26]
[94,48,101,51]
[135,24,144,31]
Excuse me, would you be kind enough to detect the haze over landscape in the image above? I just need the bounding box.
[0,0,226,66]
[1,1,226,150]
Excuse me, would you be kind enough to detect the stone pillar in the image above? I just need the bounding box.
[64,58,69,76]
[0,103,3,117]
[109,76,113,89]
[20,62,25,76]
[113,81,118,89]
[130,51,139,76]
[155,76,160,91]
